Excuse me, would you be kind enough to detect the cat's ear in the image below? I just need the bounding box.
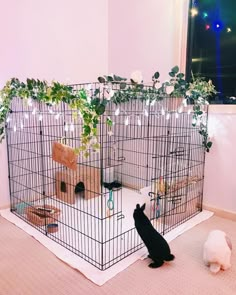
[136,204,140,209]
[141,203,146,211]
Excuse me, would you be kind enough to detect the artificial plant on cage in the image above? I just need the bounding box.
[0,66,217,155]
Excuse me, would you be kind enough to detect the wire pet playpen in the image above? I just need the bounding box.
[6,82,207,270]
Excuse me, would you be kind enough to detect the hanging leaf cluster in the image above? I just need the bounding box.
[0,66,217,155]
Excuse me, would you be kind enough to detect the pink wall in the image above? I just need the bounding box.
[203,106,236,213]
[0,0,108,86]
[1,1,235,215]
[108,0,189,82]
[0,0,108,208]
[0,141,9,209]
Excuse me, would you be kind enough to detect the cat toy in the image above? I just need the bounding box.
[107,190,114,217]
[152,194,161,218]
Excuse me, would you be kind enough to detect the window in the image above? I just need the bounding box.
[186,0,236,104]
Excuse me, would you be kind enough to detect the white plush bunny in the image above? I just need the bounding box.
[203,230,232,273]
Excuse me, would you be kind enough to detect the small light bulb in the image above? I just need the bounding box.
[115,108,120,116]
[64,123,69,132]
[70,123,74,132]
[20,121,24,129]
[86,84,92,90]
[38,114,43,121]
[166,113,170,120]
[137,117,141,126]
[6,117,11,123]
[13,125,16,132]
[182,99,187,107]
[146,99,150,106]
[188,109,191,115]
[175,113,179,119]
[32,108,37,115]
[87,96,91,103]
[49,108,54,114]
[191,8,198,17]
[150,100,156,106]
[125,117,129,126]
[144,109,149,117]
[192,118,197,125]
[24,113,29,119]
[161,108,165,116]
[178,106,183,113]
[55,113,60,120]
[109,89,115,98]
[27,98,33,106]
[227,27,231,33]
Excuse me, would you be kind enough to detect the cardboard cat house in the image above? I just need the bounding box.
[55,165,101,204]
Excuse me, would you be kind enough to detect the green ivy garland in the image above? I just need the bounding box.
[0,66,216,156]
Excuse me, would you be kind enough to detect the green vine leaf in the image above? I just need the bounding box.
[207,141,212,148]
[171,66,179,73]
[106,117,113,127]
[177,73,184,79]
[95,103,106,115]
[92,143,100,150]
[104,75,114,82]
[153,72,160,79]
[98,77,106,83]
[0,65,216,156]
[83,125,91,136]
[113,75,126,82]
[119,82,127,90]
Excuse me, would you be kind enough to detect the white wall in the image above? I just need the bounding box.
[1,0,188,209]
[108,0,236,214]
[0,0,108,209]
[0,0,108,86]
[203,106,236,213]
[2,0,235,215]
[0,141,10,209]
[108,0,189,82]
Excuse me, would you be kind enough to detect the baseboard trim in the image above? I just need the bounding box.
[0,205,10,210]
[203,204,236,221]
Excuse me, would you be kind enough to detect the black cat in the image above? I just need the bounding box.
[133,203,175,268]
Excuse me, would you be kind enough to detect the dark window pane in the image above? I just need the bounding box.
[186,0,236,104]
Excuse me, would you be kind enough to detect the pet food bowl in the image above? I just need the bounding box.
[46,223,59,234]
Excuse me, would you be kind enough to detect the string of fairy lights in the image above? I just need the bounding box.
[5,95,204,138]
[191,1,232,34]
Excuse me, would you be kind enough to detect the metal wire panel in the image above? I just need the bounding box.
[6,84,207,270]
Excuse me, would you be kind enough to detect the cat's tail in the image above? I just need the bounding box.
[165,254,175,261]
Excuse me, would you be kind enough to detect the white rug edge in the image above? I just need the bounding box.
[0,209,214,286]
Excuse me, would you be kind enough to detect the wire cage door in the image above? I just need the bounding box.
[148,111,206,235]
